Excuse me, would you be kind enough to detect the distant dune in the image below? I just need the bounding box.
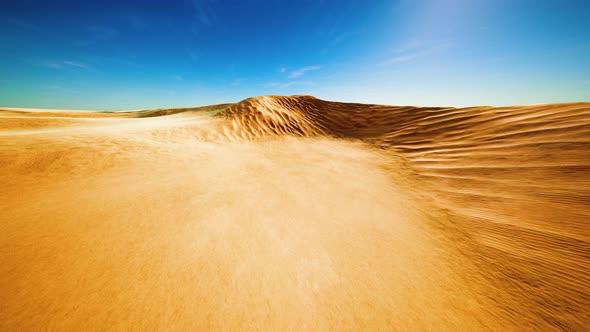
[1,96,589,330]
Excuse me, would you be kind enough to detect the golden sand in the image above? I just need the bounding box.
[1,96,589,330]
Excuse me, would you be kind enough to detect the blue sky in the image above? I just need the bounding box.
[1,0,589,110]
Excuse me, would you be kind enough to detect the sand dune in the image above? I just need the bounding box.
[1,96,589,330]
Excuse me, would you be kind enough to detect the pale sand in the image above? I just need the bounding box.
[1,96,589,330]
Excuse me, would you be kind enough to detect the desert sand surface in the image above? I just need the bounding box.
[1,96,589,331]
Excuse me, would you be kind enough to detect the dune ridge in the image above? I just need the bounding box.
[1,96,589,330]
[219,96,590,327]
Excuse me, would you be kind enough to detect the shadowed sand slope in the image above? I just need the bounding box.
[0,96,589,330]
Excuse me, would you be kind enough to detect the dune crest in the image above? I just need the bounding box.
[1,96,589,330]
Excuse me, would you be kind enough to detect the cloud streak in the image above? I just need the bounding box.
[288,66,321,78]
[42,60,94,71]
[266,81,315,89]
[379,41,452,66]
[190,0,218,35]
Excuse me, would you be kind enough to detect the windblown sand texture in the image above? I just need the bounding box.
[1,96,589,330]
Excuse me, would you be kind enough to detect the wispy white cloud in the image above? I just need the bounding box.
[330,28,367,45]
[288,66,321,78]
[391,39,425,54]
[41,60,94,71]
[279,65,287,73]
[379,41,452,66]
[190,0,218,35]
[266,81,315,89]
[62,61,91,69]
[380,53,423,65]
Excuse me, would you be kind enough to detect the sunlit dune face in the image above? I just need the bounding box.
[1,96,589,330]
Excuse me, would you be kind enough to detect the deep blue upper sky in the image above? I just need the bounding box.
[1,0,589,110]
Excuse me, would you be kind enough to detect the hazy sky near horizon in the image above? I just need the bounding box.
[1,0,589,110]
